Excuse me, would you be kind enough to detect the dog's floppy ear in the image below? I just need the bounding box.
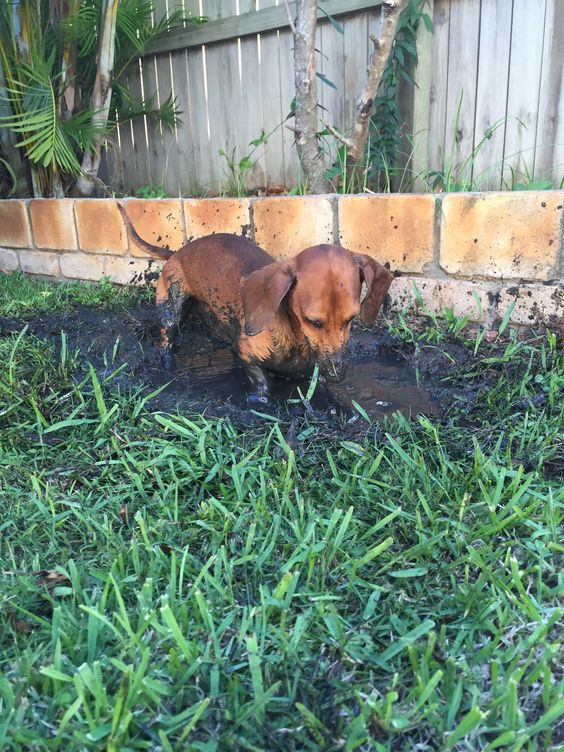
[355,254,394,326]
[241,260,296,336]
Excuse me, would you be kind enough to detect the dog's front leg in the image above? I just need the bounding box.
[156,271,186,371]
[242,362,271,405]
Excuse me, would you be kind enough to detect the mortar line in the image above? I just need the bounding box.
[331,194,340,246]
[248,198,256,243]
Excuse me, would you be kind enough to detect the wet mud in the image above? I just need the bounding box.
[0,302,445,428]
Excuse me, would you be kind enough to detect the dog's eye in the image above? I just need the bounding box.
[305,317,324,329]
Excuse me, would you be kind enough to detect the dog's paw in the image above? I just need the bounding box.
[160,349,176,372]
[247,391,270,407]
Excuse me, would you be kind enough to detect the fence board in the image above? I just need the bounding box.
[443,0,480,183]
[319,16,345,138]
[237,0,267,190]
[503,0,547,184]
[120,65,146,192]
[342,12,368,135]
[278,28,299,187]
[428,0,450,174]
[146,0,384,54]
[535,0,564,185]
[257,29,287,188]
[142,54,166,190]
[472,0,513,190]
[188,45,215,191]
[411,0,434,191]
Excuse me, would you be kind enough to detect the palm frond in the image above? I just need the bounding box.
[112,90,182,130]
[0,52,101,173]
[59,2,101,58]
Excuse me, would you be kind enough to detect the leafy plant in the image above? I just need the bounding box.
[219,126,279,196]
[512,179,554,191]
[317,0,432,193]
[0,0,197,197]
[368,0,433,190]
[422,95,510,192]
[135,183,170,199]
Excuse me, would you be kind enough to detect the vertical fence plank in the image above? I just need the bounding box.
[255,1,287,188]
[342,12,369,136]
[443,0,480,184]
[237,0,267,191]
[278,27,299,188]
[258,29,287,187]
[142,54,166,191]
[428,0,450,175]
[319,15,346,173]
[120,65,145,193]
[411,0,434,191]
[472,0,513,189]
[200,0,238,193]
[534,0,564,185]
[503,0,547,184]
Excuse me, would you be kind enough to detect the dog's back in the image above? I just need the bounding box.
[160,233,274,337]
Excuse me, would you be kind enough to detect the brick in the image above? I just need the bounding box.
[0,200,32,248]
[388,276,496,322]
[104,256,162,286]
[0,248,20,273]
[338,195,435,273]
[29,199,77,250]
[75,199,127,255]
[184,198,251,240]
[19,250,60,277]
[253,196,333,257]
[497,283,564,328]
[60,253,105,281]
[121,199,184,258]
[440,191,563,280]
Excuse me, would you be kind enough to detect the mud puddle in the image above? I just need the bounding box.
[3,302,440,423]
[170,343,438,421]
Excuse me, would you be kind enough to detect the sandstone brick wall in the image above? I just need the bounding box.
[0,193,563,328]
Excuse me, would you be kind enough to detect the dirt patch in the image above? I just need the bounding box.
[0,301,449,427]
[2,299,562,476]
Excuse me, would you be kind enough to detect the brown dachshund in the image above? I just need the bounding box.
[118,204,393,403]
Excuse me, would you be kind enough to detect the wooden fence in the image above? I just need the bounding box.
[101,0,563,195]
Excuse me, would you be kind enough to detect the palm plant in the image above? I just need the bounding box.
[0,0,190,197]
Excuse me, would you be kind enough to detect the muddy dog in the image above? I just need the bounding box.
[118,204,393,403]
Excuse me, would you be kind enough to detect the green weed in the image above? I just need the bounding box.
[0,272,152,318]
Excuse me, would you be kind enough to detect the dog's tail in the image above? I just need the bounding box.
[118,202,174,260]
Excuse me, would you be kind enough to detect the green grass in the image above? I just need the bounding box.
[0,272,152,318]
[0,275,563,751]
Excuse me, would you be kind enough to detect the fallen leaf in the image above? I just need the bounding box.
[34,570,71,589]
[7,610,31,634]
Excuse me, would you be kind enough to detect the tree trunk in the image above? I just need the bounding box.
[293,0,330,193]
[76,0,119,196]
[346,0,408,176]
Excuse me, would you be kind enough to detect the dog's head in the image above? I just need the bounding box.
[240,244,393,382]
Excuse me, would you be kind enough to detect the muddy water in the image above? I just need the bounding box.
[171,341,439,420]
[10,303,439,422]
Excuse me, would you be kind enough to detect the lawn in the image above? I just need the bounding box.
[0,273,562,751]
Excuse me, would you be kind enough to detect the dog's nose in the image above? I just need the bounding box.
[320,349,349,382]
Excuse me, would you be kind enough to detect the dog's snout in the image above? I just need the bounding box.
[318,348,349,383]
